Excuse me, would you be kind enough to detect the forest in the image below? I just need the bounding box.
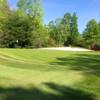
[0,0,100,49]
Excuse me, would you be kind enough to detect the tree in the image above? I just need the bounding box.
[69,13,79,45]
[0,0,9,13]
[0,0,10,30]
[83,19,100,48]
[30,0,46,48]
[0,0,81,48]
[48,18,66,46]
[48,12,79,47]
[0,12,33,48]
[17,0,43,27]
[0,0,11,47]
[17,0,47,48]
[62,13,79,46]
[48,20,57,46]
[32,25,49,48]
[61,13,71,46]
[17,0,26,16]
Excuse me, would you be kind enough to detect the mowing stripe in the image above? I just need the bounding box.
[0,53,100,73]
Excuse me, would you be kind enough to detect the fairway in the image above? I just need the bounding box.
[0,49,100,100]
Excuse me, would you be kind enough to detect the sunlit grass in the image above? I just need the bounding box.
[0,49,100,100]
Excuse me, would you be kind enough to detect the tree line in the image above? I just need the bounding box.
[0,0,100,49]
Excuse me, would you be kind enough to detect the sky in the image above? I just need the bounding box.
[7,0,100,33]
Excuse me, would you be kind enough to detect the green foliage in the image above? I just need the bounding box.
[83,19,100,48]
[0,0,99,49]
[0,0,10,29]
[69,13,79,45]
[0,0,47,48]
[17,0,45,48]
[17,0,43,19]
[0,0,11,47]
[48,19,66,46]
[32,25,49,48]
[74,35,85,47]
[17,0,26,16]
[0,13,33,48]
[48,12,79,47]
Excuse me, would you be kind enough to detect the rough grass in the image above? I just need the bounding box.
[0,48,100,100]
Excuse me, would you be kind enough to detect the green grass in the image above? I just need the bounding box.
[0,48,100,100]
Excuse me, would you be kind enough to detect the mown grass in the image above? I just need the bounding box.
[0,48,100,100]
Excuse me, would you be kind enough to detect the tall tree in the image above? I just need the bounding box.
[60,12,79,46]
[83,19,99,48]
[69,13,79,45]
[61,13,71,46]
[29,0,45,47]
[0,0,11,47]
[17,0,46,48]
[48,20,57,46]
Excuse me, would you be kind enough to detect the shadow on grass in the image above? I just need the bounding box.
[0,83,95,100]
[50,53,100,76]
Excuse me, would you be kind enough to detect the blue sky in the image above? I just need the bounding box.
[7,0,100,33]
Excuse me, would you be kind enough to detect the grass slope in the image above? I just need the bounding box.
[0,49,100,100]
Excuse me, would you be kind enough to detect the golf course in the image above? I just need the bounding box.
[0,48,100,100]
[0,0,100,100]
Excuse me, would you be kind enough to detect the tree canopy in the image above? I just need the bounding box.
[0,0,100,49]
